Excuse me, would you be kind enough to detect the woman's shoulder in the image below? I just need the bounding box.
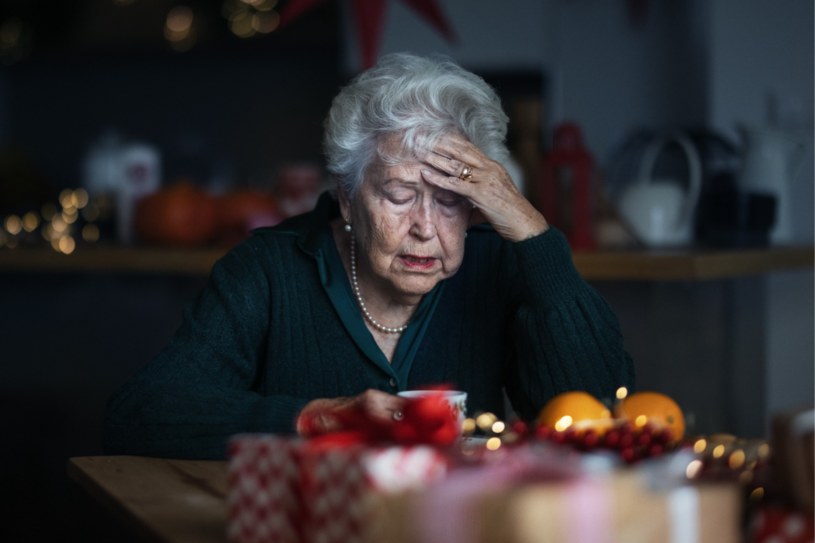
[248,195,335,252]
[209,220,309,277]
[214,205,332,279]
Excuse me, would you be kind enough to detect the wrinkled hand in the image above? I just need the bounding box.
[296,389,406,436]
[420,134,548,242]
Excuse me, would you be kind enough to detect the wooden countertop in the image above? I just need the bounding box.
[1,244,812,281]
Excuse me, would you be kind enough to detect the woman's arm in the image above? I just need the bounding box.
[103,237,306,459]
[103,232,409,459]
[503,228,635,421]
[419,133,634,420]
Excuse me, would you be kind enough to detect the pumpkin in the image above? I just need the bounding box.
[217,189,283,246]
[134,181,218,247]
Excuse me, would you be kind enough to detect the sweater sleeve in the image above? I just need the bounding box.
[103,237,308,460]
[503,228,635,421]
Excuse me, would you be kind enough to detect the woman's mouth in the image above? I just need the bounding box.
[400,255,437,270]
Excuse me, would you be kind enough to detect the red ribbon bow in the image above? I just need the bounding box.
[301,391,459,448]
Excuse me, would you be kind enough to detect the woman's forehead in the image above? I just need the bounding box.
[366,160,424,187]
[362,131,447,188]
[377,132,416,162]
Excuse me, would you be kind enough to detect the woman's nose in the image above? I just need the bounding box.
[409,201,437,240]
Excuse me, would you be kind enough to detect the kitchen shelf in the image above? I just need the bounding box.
[0,244,812,281]
[572,245,813,280]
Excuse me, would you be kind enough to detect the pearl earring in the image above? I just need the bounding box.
[344,223,352,233]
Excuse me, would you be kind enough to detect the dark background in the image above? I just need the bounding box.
[0,1,812,541]
[0,0,343,209]
[1,1,345,540]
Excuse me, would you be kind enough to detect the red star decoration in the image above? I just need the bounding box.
[279,0,457,69]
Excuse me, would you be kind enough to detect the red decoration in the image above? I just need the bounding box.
[299,390,459,447]
[748,506,814,543]
[279,0,456,69]
[534,420,678,464]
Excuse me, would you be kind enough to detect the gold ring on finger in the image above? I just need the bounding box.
[458,165,473,182]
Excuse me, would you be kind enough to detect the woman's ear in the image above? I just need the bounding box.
[337,186,352,224]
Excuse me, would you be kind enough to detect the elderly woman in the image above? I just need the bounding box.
[104,53,634,459]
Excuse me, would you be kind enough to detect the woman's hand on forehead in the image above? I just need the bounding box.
[419,134,548,242]
[423,135,485,177]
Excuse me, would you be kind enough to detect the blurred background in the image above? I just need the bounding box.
[0,0,812,540]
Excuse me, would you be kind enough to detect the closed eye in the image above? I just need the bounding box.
[436,191,464,208]
[388,194,413,205]
[383,187,416,205]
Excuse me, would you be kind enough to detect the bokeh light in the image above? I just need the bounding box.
[58,235,76,255]
[51,215,67,234]
[224,0,279,38]
[251,11,279,34]
[728,449,746,470]
[4,214,22,235]
[475,412,497,431]
[685,459,703,479]
[165,6,196,52]
[553,415,573,432]
[22,212,39,232]
[1,187,99,253]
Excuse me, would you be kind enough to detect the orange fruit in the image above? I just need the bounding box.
[615,391,685,444]
[537,391,614,434]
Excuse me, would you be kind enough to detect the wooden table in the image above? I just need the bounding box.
[67,456,228,543]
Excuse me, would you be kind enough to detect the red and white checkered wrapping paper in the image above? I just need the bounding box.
[226,435,449,543]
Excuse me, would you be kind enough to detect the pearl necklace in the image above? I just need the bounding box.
[349,235,409,334]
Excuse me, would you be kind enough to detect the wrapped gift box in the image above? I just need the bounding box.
[226,434,449,543]
[368,451,743,543]
[228,435,741,543]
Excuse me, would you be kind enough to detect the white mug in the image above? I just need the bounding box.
[398,390,468,432]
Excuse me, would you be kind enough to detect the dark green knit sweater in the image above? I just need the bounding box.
[104,195,634,459]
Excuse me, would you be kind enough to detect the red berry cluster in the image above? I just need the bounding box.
[533,421,678,464]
